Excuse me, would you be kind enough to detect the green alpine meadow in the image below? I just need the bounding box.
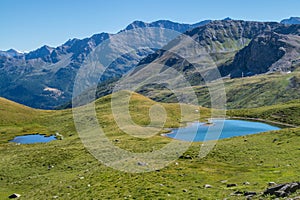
[1,88,300,199]
[1,1,300,199]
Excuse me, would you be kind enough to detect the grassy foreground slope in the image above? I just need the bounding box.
[0,92,300,199]
[0,97,76,143]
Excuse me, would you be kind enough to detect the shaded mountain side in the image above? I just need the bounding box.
[219,32,300,78]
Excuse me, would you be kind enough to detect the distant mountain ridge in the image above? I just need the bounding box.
[0,49,23,58]
[0,19,212,109]
[121,19,212,33]
[281,17,300,24]
[1,18,300,109]
[62,20,300,109]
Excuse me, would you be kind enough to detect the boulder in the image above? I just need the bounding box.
[227,183,237,187]
[137,161,148,166]
[268,181,277,186]
[264,182,300,197]
[231,191,243,195]
[274,190,287,197]
[245,195,253,200]
[244,191,257,196]
[231,191,257,197]
[264,183,285,194]
[8,193,21,199]
[204,184,212,188]
[179,155,192,159]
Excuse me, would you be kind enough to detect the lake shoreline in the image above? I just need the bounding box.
[228,116,297,128]
[163,118,282,142]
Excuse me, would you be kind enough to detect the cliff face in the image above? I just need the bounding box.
[220,32,300,78]
[137,20,300,84]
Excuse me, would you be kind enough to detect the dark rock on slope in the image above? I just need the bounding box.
[264,182,300,197]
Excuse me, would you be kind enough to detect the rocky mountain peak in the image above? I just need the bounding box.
[281,17,300,24]
[25,45,54,60]
[0,48,23,58]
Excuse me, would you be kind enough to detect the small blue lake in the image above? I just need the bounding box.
[9,134,57,144]
[166,119,281,142]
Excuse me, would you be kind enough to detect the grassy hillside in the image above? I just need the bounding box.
[0,97,75,143]
[228,99,300,126]
[138,72,300,109]
[0,92,300,199]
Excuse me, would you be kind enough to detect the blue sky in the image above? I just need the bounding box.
[0,0,299,52]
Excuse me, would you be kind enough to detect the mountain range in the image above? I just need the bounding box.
[137,20,300,79]
[0,19,215,109]
[1,17,300,109]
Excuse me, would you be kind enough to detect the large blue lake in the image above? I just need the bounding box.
[166,119,280,142]
[9,134,57,144]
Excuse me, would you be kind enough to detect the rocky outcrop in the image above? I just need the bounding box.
[8,193,21,199]
[264,182,300,197]
[227,183,238,187]
[220,32,300,77]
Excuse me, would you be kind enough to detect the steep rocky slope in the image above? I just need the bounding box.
[136,20,300,84]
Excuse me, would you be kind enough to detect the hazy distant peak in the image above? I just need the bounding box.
[121,19,211,34]
[281,17,300,24]
[223,17,233,21]
[0,48,24,57]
